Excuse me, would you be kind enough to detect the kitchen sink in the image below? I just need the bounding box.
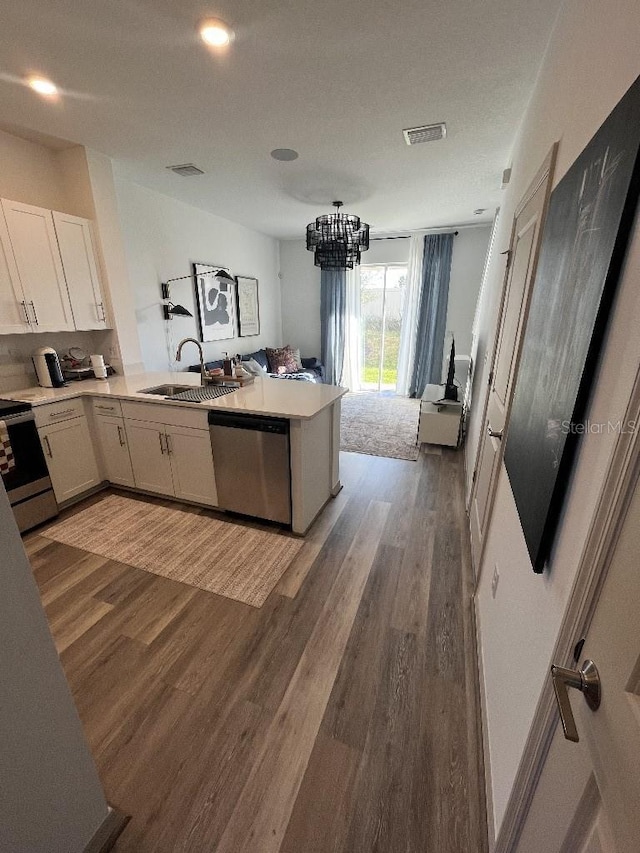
[138,384,193,396]
[137,383,238,402]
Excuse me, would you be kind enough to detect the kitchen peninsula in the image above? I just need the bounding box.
[5,373,346,535]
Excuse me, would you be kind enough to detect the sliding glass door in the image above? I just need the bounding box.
[360,264,407,391]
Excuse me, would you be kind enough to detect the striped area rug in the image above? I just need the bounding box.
[42,494,303,607]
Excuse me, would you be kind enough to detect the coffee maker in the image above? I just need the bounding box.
[33,347,66,388]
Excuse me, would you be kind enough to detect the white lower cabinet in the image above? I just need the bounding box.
[94,415,135,488]
[126,421,175,496]
[126,419,218,507]
[39,416,101,503]
[168,426,218,505]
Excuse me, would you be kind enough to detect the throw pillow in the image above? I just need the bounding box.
[243,357,267,376]
[266,345,299,375]
[242,349,269,371]
[290,347,303,370]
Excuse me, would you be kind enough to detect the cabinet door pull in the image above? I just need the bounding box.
[43,436,53,458]
[117,425,126,447]
[29,301,39,325]
[20,301,30,324]
[97,302,106,322]
[159,432,166,455]
[165,433,173,455]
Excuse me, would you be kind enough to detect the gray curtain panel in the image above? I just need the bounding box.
[409,233,454,397]
[320,269,346,385]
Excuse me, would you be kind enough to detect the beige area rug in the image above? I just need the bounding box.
[42,494,303,607]
[340,392,420,461]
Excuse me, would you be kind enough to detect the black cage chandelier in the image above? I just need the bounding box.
[306,201,370,270]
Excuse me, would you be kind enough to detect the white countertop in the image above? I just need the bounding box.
[1,372,347,420]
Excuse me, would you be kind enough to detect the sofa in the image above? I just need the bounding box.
[188,348,325,383]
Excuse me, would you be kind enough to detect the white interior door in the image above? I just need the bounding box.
[469,147,557,574]
[515,471,640,853]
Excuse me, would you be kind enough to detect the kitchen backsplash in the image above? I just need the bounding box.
[0,330,115,393]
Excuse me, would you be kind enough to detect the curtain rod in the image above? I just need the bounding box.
[370,222,493,240]
[370,231,459,241]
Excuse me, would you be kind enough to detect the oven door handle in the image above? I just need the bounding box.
[2,412,36,426]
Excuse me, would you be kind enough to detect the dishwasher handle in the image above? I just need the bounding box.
[208,412,289,434]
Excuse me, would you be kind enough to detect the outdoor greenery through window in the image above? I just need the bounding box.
[360,263,408,391]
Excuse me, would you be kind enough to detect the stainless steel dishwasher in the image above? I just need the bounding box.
[208,411,291,524]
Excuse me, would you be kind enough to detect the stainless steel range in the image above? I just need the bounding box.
[0,399,58,532]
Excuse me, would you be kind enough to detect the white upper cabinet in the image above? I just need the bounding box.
[52,211,108,330]
[1,198,75,332]
[0,206,30,334]
[0,198,108,333]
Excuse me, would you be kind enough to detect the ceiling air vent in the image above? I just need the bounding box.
[403,123,447,146]
[166,163,205,177]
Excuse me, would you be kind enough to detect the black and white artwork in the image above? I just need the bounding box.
[193,263,237,343]
[504,74,640,573]
[236,276,260,337]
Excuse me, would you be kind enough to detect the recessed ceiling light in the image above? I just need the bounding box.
[27,76,58,97]
[270,148,299,162]
[199,18,234,47]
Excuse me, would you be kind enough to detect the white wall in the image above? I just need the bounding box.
[0,130,68,211]
[445,226,491,357]
[114,179,282,372]
[365,237,411,265]
[467,0,640,837]
[279,239,322,357]
[0,484,109,851]
[84,151,144,372]
[279,230,489,363]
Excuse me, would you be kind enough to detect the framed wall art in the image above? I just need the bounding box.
[236,275,260,337]
[504,73,640,573]
[192,262,237,343]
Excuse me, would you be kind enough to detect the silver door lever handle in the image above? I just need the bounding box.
[551,659,601,743]
[487,424,503,439]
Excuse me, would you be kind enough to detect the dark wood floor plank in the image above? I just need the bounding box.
[276,488,350,598]
[280,732,361,853]
[390,507,436,637]
[320,541,403,751]
[342,626,422,853]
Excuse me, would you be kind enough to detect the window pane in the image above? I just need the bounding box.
[382,266,407,390]
[360,267,383,388]
[359,264,408,391]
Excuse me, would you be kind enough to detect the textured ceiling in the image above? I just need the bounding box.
[0,0,562,237]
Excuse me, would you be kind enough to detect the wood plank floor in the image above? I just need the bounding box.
[24,448,487,853]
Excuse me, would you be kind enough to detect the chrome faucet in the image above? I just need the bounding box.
[175,338,206,383]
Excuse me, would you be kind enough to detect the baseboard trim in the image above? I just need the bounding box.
[57,482,109,511]
[84,806,130,853]
[473,594,496,852]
